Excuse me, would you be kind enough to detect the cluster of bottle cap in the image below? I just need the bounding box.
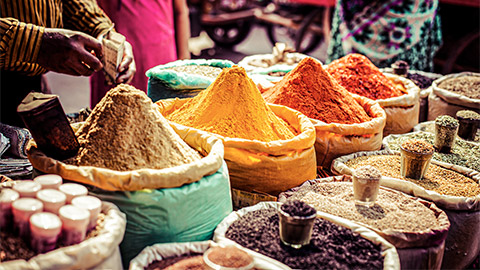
[0,174,101,254]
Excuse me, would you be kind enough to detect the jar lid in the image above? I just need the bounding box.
[59,205,90,221]
[13,181,42,195]
[12,198,43,212]
[0,189,20,203]
[34,174,63,188]
[30,212,62,230]
[37,189,67,203]
[72,196,101,211]
[59,183,88,197]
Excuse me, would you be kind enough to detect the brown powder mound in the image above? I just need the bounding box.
[165,66,296,142]
[262,57,371,124]
[69,84,201,171]
[325,53,408,100]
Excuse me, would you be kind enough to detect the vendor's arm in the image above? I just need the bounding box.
[174,0,191,60]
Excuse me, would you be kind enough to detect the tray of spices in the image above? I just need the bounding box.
[214,202,400,270]
[278,176,450,270]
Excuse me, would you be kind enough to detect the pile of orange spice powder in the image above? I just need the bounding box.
[164,66,296,142]
[325,53,408,100]
[262,57,371,124]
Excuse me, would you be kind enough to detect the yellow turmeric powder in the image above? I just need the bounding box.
[165,66,296,141]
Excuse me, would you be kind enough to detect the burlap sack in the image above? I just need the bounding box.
[129,240,289,270]
[26,123,224,191]
[379,74,420,136]
[331,150,480,270]
[213,202,400,270]
[156,100,317,196]
[278,176,450,270]
[313,94,386,168]
[0,202,126,270]
[428,72,480,121]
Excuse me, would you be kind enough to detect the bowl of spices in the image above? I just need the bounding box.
[278,200,317,249]
[434,115,459,153]
[400,139,434,180]
[456,110,480,141]
[203,246,254,270]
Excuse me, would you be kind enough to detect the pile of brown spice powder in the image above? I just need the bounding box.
[326,54,408,100]
[262,57,372,124]
[68,84,201,171]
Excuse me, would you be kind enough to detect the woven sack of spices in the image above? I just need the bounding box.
[129,240,289,270]
[146,59,234,102]
[0,201,126,270]
[157,66,317,197]
[278,176,450,270]
[213,202,400,270]
[427,72,480,121]
[331,150,480,270]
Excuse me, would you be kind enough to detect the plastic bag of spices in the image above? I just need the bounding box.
[146,59,234,102]
[213,202,400,270]
[278,176,451,270]
[129,240,289,270]
[0,201,126,270]
[427,72,480,121]
[331,150,480,270]
[157,100,317,198]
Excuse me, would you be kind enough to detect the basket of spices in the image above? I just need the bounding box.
[156,66,317,207]
[326,53,420,136]
[428,72,480,121]
[26,84,232,266]
[214,201,400,270]
[332,150,480,270]
[0,181,126,270]
[146,59,234,102]
[129,240,289,270]
[262,57,386,168]
[279,175,450,270]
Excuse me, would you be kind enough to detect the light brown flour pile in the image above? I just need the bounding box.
[69,84,201,171]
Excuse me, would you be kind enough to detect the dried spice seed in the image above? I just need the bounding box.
[456,110,480,121]
[288,182,442,232]
[435,115,459,128]
[280,199,316,217]
[164,65,223,79]
[345,155,480,197]
[146,254,204,270]
[407,73,435,90]
[437,76,480,99]
[226,208,384,270]
[401,139,434,154]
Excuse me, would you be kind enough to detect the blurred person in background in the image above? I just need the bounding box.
[0,0,135,127]
[327,0,442,71]
[90,0,191,107]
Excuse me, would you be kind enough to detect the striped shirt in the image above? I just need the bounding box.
[0,0,113,76]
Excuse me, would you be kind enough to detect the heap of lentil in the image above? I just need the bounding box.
[288,182,441,232]
[69,84,202,171]
[386,132,480,171]
[345,155,480,197]
[437,76,480,99]
[226,208,384,269]
[165,66,296,141]
[262,57,372,124]
[325,53,408,100]
[401,139,434,154]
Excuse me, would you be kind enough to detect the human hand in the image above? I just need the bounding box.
[37,28,103,76]
[116,41,136,84]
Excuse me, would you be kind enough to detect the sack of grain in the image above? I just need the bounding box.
[213,202,400,270]
[129,240,289,270]
[146,59,234,101]
[0,202,126,270]
[428,72,480,121]
[313,94,386,168]
[279,176,450,270]
[331,150,480,269]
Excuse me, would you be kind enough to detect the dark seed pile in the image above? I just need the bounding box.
[407,73,435,89]
[281,200,316,217]
[225,208,384,270]
[145,254,202,270]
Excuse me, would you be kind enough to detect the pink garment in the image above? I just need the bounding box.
[90,0,178,107]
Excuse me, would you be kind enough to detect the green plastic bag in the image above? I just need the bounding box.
[90,161,232,267]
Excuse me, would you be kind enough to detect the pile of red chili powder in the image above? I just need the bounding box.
[262,57,371,124]
[325,53,408,100]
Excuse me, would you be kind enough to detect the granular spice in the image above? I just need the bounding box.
[226,208,384,269]
[326,54,408,100]
[407,73,435,90]
[146,254,203,270]
[437,76,480,99]
[165,66,296,141]
[387,132,480,171]
[288,182,441,232]
[345,155,480,197]
[457,110,480,120]
[206,246,253,268]
[435,115,459,128]
[68,84,201,171]
[165,65,223,78]
[280,199,316,217]
[401,139,434,154]
[420,122,479,143]
[163,256,205,270]
[262,57,372,124]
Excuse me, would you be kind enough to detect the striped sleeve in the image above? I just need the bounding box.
[0,18,45,75]
[62,0,113,39]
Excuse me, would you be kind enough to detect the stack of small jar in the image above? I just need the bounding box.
[0,174,102,254]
